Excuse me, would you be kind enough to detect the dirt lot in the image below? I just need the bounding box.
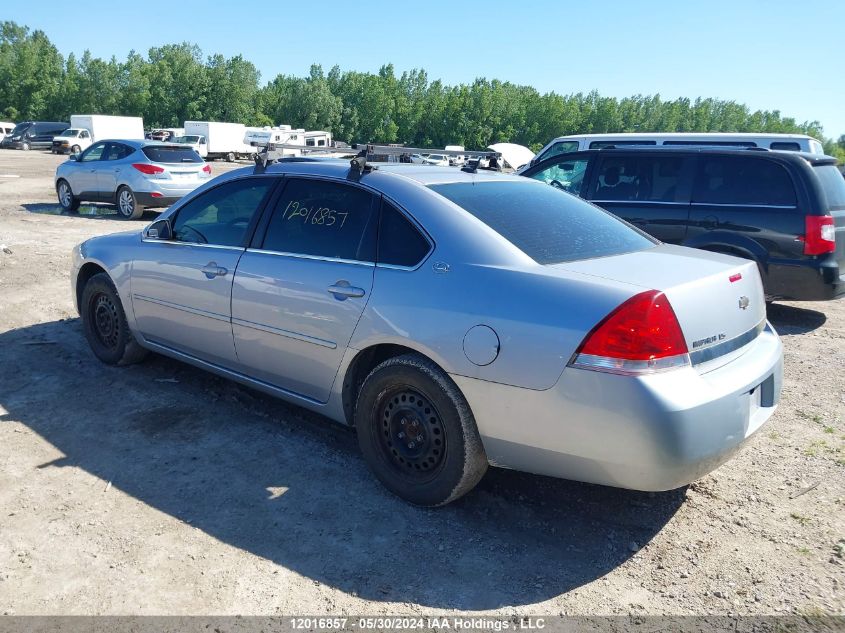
[0,150,842,616]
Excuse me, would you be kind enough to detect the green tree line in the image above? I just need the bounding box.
[2,21,843,159]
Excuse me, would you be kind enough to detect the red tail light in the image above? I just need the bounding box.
[799,215,835,255]
[202,164,211,175]
[132,163,164,175]
[572,290,689,374]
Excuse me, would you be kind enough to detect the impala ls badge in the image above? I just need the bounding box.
[738,296,750,310]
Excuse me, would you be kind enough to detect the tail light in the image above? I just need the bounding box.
[799,215,835,255]
[571,290,690,374]
[132,163,164,175]
[202,164,211,175]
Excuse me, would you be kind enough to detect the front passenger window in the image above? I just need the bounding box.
[80,143,106,162]
[171,178,274,247]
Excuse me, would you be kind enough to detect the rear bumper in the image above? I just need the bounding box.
[134,192,182,208]
[135,181,204,208]
[766,257,845,301]
[453,323,783,491]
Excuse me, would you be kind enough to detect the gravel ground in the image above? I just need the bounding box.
[0,150,842,616]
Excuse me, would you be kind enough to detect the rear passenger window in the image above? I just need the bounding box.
[378,201,430,267]
[693,157,796,206]
[592,156,687,202]
[770,142,801,151]
[262,178,377,262]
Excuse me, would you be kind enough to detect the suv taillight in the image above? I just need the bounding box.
[800,215,836,255]
[132,163,164,175]
[571,290,690,374]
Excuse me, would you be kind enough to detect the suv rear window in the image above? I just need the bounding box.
[693,156,796,206]
[142,146,202,163]
[430,181,655,265]
[815,165,845,210]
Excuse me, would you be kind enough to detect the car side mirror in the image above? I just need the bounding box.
[68,154,78,161]
[145,219,171,240]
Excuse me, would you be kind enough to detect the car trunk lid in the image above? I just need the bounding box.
[551,244,766,369]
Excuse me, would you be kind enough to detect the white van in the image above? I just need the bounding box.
[0,122,15,142]
[528,133,825,168]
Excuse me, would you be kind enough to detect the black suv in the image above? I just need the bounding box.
[520,146,845,301]
[0,121,70,151]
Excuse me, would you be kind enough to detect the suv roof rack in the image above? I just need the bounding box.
[598,144,770,152]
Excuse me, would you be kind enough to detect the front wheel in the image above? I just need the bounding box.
[355,354,488,506]
[21,142,30,151]
[71,144,80,154]
[226,151,236,162]
[81,273,148,365]
[116,185,143,220]
[56,179,80,212]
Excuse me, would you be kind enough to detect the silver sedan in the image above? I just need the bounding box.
[70,159,783,505]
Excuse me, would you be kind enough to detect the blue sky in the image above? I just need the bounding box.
[5,0,844,138]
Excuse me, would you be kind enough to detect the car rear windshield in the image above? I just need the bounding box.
[815,165,845,210]
[142,146,202,163]
[429,181,656,264]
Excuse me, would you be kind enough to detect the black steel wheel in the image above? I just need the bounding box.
[356,353,487,506]
[377,387,447,484]
[81,273,148,365]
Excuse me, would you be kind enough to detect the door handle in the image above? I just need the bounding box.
[327,281,365,299]
[201,262,228,279]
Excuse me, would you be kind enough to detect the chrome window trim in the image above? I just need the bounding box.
[591,199,688,206]
[139,238,245,251]
[690,202,797,210]
[245,247,376,268]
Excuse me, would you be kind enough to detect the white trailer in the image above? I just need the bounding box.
[70,115,144,142]
[304,130,332,148]
[244,125,306,156]
[183,121,253,161]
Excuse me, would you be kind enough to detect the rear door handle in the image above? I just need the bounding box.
[201,262,228,279]
[327,282,365,299]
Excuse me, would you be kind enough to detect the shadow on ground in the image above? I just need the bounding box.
[0,319,686,609]
[22,202,159,220]
[767,303,827,336]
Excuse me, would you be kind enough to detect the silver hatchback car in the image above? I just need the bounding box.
[55,140,212,219]
[71,159,783,505]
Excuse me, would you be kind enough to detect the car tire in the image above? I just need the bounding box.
[116,185,143,220]
[81,273,148,366]
[71,144,80,154]
[226,152,236,162]
[355,353,488,506]
[56,179,80,212]
[21,142,30,151]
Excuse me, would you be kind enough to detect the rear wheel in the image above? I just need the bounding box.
[81,273,148,365]
[226,151,236,162]
[116,185,143,220]
[355,354,488,506]
[57,179,80,212]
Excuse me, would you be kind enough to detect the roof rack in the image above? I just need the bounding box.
[599,144,770,151]
[253,143,503,174]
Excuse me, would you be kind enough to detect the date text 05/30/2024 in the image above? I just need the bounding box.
[290,617,547,631]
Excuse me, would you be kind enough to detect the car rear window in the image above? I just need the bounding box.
[142,146,202,163]
[430,181,656,265]
[693,156,797,206]
[815,165,845,210]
